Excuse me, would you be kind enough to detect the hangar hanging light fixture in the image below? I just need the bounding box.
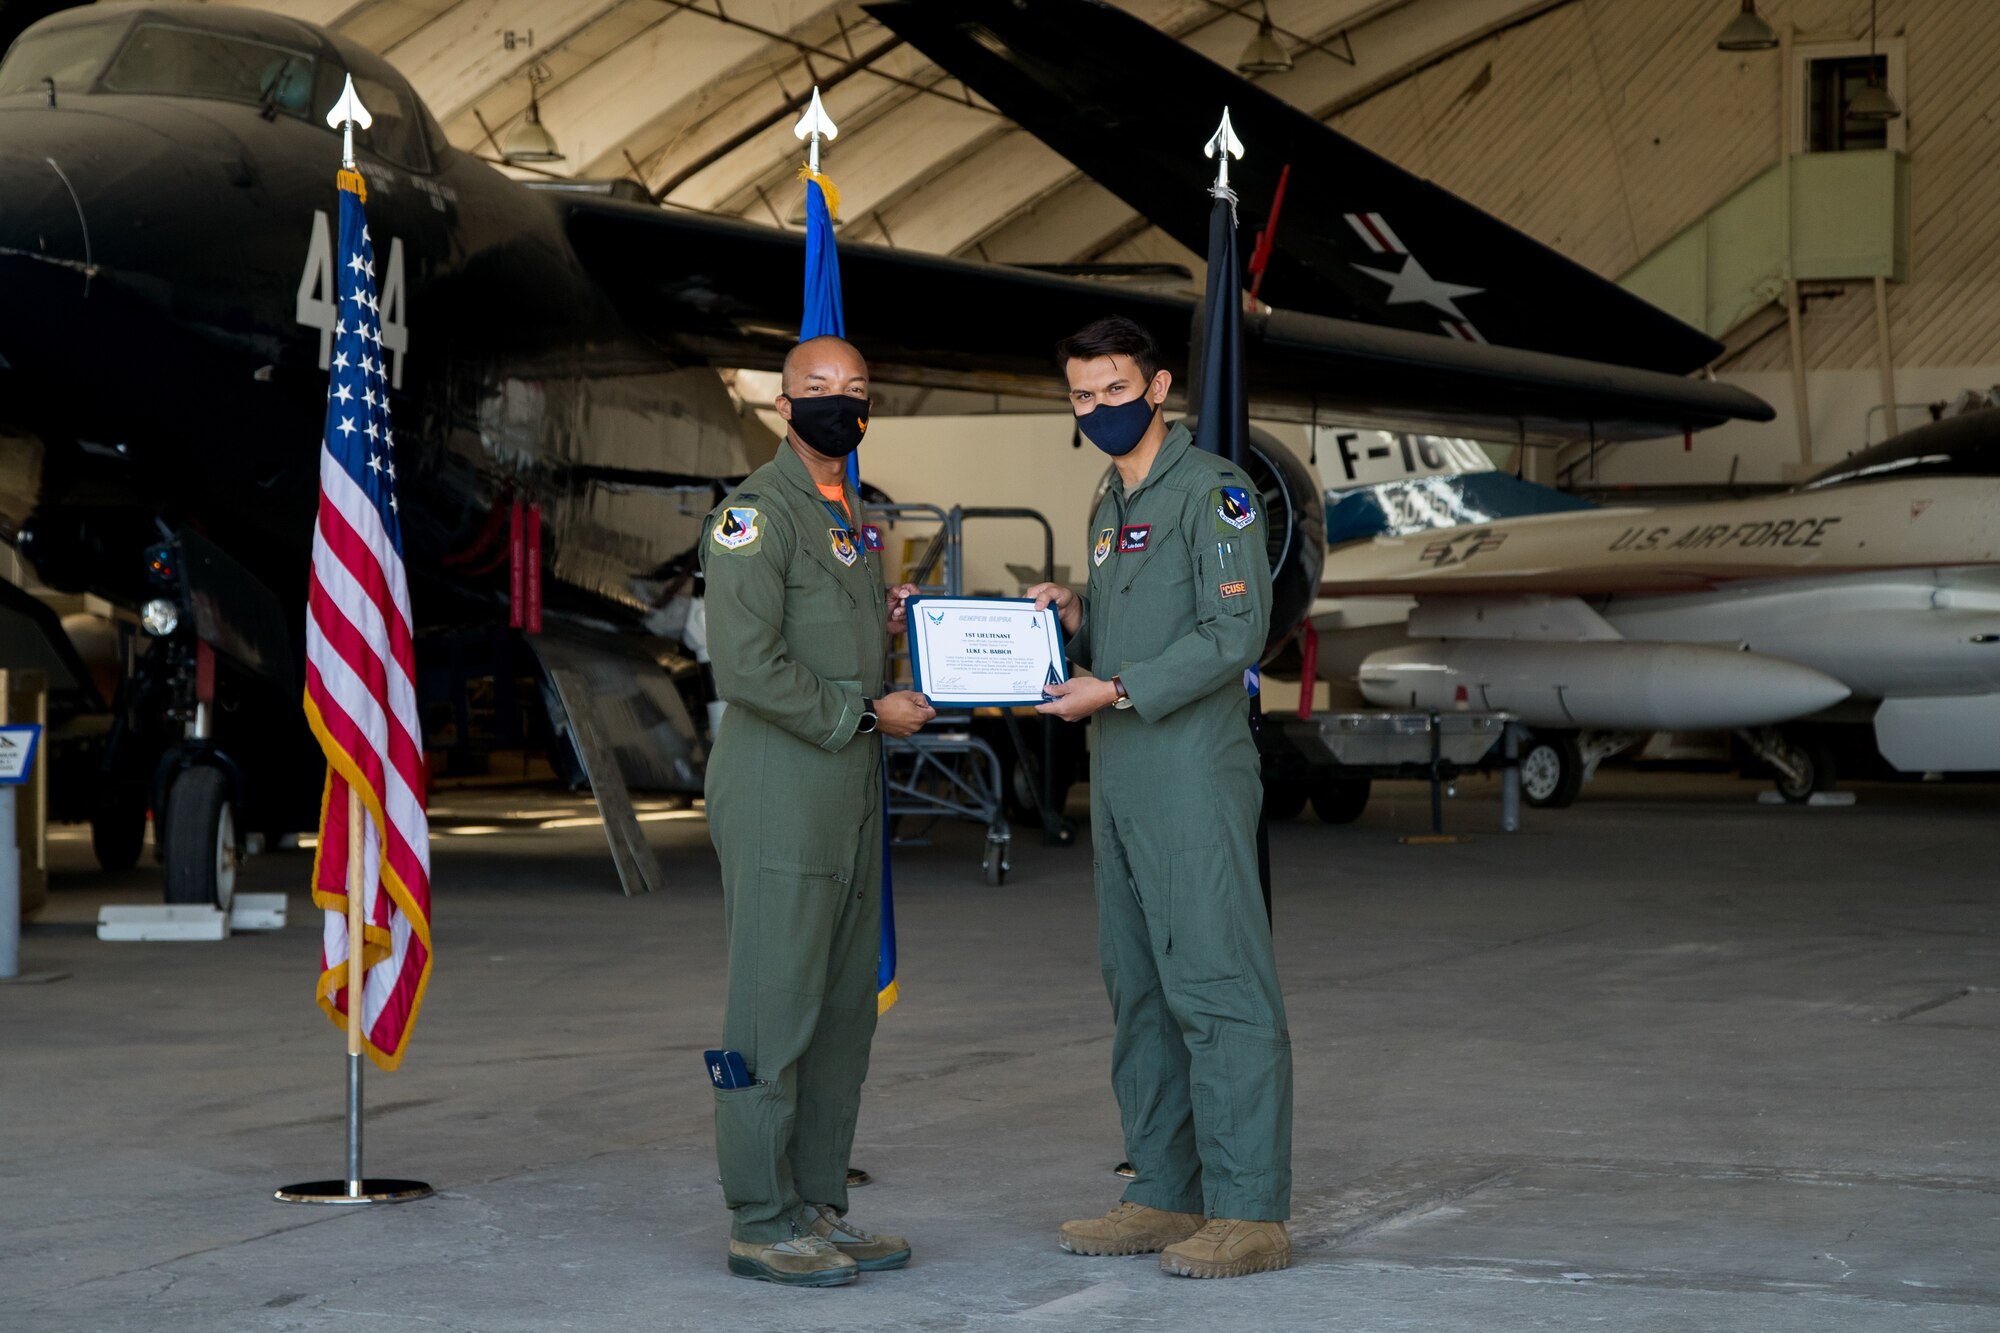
[1847,0,1901,121]
[1236,1,1293,75]
[502,65,565,164]
[1715,0,1779,51]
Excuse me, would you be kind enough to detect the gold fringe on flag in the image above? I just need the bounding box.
[797,164,839,221]
[337,168,367,202]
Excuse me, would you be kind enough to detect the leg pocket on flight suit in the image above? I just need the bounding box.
[753,858,851,998]
[1165,843,1245,985]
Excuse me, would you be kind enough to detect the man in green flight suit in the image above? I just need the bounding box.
[700,334,935,1286]
[1030,316,1293,1279]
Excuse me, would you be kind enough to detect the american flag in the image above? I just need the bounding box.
[302,168,432,1070]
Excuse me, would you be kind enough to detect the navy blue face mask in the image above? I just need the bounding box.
[1077,385,1159,457]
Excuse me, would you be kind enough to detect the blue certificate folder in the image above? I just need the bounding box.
[904,596,1070,709]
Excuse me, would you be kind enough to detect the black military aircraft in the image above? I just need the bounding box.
[0,2,1768,902]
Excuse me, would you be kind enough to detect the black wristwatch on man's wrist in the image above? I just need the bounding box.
[857,698,880,734]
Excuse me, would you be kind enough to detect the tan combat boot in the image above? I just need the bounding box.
[805,1202,913,1271]
[726,1232,858,1286]
[1159,1218,1292,1278]
[1058,1201,1204,1256]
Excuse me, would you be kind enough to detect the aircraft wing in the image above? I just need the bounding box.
[1319,480,1988,596]
[867,0,1721,376]
[560,199,1771,444]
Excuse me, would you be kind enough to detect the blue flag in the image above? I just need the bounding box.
[798,166,897,1012]
[800,175,845,343]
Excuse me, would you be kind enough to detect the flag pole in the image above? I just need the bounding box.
[276,75,432,1206]
[345,785,365,1197]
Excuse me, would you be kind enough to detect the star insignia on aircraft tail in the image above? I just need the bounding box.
[1352,253,1484,322]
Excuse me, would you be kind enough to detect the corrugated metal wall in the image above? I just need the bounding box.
[1330,0,2000,374]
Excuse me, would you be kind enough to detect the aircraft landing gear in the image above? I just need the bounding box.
[161,766,240,911]
[1739,724,1836,802]
[1308,777,1371,824]
[1520,731,1583,808]
[89,785,150,873]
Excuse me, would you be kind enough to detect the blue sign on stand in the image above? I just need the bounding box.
[0,725,41,785]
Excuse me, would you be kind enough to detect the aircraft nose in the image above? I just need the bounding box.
[0,147,94,303]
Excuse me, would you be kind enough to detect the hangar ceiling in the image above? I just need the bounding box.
[216,0,1564,285]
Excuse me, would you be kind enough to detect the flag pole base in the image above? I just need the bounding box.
[274,1178,433,1205]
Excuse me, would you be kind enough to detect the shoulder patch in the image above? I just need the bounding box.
[712,506,762,551]
[1214,486,1258,532]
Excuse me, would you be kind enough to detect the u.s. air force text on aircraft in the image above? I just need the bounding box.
[1609,518,1843,553]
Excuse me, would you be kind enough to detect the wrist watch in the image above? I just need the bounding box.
[1111,677,1133,709]
[857,698,880,733]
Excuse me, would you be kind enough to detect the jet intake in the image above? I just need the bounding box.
[1358,640,1850,732]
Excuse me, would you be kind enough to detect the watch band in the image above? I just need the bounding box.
[1112,676,1133,709]
[857,698,879,734]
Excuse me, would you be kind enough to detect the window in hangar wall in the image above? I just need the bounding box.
[1793,38,1907,154]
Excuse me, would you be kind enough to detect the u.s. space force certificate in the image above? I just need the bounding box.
[905,597,1068,708]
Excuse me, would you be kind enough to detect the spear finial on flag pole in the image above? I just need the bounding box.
[794,85,837,176]
[325,73,373,172]
[1204,105,1245,202]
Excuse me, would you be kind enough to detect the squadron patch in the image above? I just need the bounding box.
[1215,486,1258,531]
[713,507,761,551]
[861,523,885,551]
[1118,524,1151,553]
[1093,527,1115,567]
[1220,579,1248,598]
[829,527,859,567]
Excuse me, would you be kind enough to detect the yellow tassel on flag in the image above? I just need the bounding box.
[337,168,367,202]
[796,164,839,220]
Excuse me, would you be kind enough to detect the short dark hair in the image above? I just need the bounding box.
[1055,316,1159,385]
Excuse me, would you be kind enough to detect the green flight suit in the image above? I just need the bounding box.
[699,444,888,1244]
[1069,420,1293,1221]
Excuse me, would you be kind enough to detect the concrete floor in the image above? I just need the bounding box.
[5,770,1997,1331]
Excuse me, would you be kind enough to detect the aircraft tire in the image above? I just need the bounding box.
[1309,777,1371,824]
[1773,728,1837,803]
[1521,732,1583,809]
[91,791,149,873]
[162,767,240,912]
[1263,779,1309,822]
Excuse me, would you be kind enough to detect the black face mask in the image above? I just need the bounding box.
[1076,386,1158,457]
[785,393,870,458]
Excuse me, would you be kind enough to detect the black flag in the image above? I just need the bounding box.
[1190,123,1272,920]
[1193,185,1248,467]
